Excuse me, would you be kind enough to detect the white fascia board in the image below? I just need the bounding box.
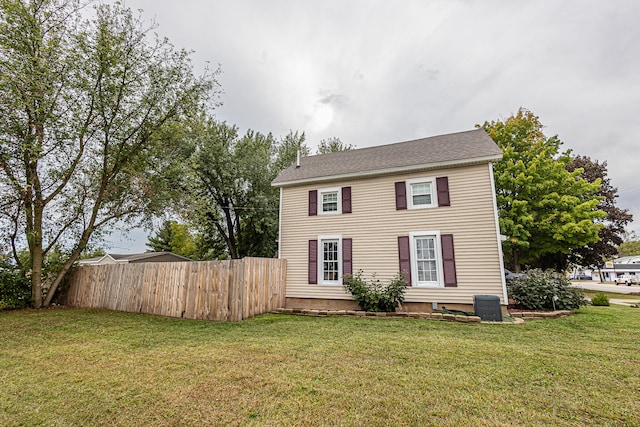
[271,154,503,187]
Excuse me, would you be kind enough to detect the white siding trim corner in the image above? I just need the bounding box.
[489,163,508,304]
[278,187,283,259]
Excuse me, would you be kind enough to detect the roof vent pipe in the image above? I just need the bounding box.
[295,149,300,168]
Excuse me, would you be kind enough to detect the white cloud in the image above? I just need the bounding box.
[114,0,640,244]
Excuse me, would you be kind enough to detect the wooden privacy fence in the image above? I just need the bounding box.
[66,258,286,321]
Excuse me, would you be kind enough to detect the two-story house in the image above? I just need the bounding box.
[272,128,507,313]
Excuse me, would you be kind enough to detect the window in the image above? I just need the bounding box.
[318,187,342,214]
[318,235,342,285]
[309,187,351,215]
[309,237,352,284]
[323,240,339,281]
[395,177,449,210]
[322,191,338,212]
[406,177,437,209]
[415,236,438,282]
[409,231,443,287]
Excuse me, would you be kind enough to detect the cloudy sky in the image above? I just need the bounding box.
[106,0,640,252]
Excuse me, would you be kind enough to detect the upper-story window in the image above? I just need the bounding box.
[318,187,342,215]
[309,186,352,216]
[395,176,450,210]
[406,177,437,209]
[322,191,339,213]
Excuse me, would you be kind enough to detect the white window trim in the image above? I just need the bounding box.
[409,230,444,288]
[318,187,342,215]
[406,177,437,209]
[318,234,342,286]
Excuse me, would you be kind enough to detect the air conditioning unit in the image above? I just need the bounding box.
[474,295,502,321]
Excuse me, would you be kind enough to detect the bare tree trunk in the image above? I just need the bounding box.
[513,248,521,273]
[42,231,92,307]
[30,245,43,308]
[29,203,45,308]
[223,205,238,259]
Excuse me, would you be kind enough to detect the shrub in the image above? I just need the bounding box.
[507,268,587,311]
[590,293,610,306]
[343,271,407,312]
[0,262,31,310]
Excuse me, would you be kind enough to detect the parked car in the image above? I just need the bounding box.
[615,274,639,286]
[504,269,524,281]
[574,274,592,280]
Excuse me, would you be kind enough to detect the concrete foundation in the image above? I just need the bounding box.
[285,297,508,315]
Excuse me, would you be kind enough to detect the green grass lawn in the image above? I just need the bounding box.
[1,306,639,426]
[584,290,640,300]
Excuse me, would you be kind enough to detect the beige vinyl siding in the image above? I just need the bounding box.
[279,163,506,304]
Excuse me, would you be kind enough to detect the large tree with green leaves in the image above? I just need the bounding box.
[0,0,217,307]
[188,120,306,259]
[146,220,197,259]
[618,240,640,257]
[564,155,632,267]
[481,108,605,272]
[317,137,354,154]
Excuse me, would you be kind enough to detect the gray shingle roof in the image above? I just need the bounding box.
[272,128,502,186]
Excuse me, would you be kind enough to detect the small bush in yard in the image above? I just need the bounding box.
[507,268,588,311]
[343,271,406,312]
[591,293,610,306]
[0,262,31,310]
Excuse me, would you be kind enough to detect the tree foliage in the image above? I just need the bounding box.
[146,220,197,259]
[317,137,355,154]
[0,0,217,306]
[273,129,310,172]
[618,240,640,257]
[507,268,588,310]
[481,108,605,272]
[188,120,307,259]
[0,259,30,310]
[342,271,407,312]
[564,155,632,267]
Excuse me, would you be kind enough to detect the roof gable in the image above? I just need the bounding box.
[109,252,192,262]
[78,252,192,265]
[272,128,502,187]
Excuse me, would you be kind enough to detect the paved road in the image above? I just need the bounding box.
[571,281,640,294]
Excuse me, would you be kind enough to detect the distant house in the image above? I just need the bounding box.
[78,252,192,266]
[598,256,640,281]
[272,128,507,313]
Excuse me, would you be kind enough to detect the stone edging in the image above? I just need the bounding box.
[274,307,482,322]
[273,308,574,324]
[509,310,574,320]
[273,308,517,324]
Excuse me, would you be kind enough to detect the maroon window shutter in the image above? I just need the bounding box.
[309,190,317,216]
[308,240,318,284]
[436,177,450,207]
[342,187,352,214]
[441,234,457,287]
[342,238,352,275]
[395,182,407,210]
[398,236,411,285]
